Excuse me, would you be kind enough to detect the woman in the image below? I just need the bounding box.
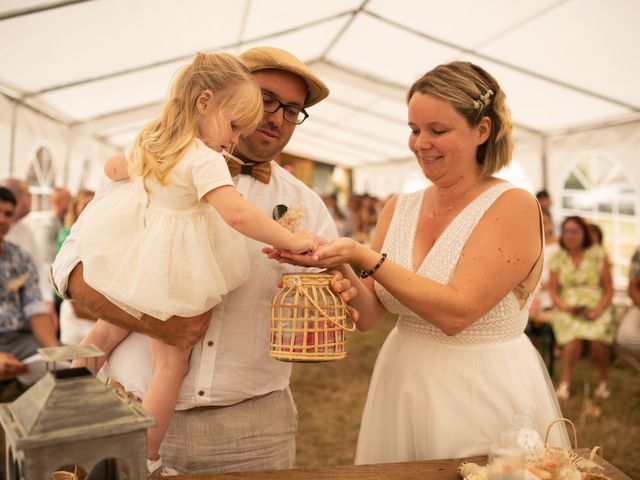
[549,216,614,400]
[55,189,97,345]
[280,61,569,462]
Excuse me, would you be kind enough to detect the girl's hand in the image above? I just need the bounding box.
[263,247,318,266]
[289,229,318,254]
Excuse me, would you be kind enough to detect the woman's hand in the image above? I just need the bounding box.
[310,238,363,269]
[328,269,360,324]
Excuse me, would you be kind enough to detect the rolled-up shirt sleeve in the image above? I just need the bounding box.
[51,181,123,299]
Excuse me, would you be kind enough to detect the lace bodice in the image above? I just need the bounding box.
[374,182,533,345]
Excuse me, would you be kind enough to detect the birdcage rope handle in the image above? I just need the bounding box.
[294,284,357,332]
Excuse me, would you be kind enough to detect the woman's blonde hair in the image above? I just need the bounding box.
[129,52,263,184]
[407,61,513,176]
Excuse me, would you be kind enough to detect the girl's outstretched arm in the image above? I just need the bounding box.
[205,185,317,254]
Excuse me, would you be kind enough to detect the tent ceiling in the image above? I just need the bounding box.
[1,0,639,167]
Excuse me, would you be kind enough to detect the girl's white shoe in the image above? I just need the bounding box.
[147,456,179,477]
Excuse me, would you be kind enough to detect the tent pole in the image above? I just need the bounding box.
[9,99,18,176]
[541,135,548,190]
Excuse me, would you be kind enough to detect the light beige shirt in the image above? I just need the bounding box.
[52,164,337,409]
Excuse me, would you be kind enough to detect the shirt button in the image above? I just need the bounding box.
[207,340,214,347]
[198,390,205,396]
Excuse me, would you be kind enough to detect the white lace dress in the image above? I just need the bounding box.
[355,182,569,464]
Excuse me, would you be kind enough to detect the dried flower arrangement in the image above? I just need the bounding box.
[458,419,610,480]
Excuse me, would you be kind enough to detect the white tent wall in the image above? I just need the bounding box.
[66,129,120,193]
[11,103,69,181]
[0,94,12,178]
[546,121,640,202]
[0,93,119,194]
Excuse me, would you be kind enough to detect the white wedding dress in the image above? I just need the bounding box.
[77,139,249,321]
[355,182,569,464]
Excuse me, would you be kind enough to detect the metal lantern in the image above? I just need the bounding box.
[0,345,154,479]
[270,273,355,362]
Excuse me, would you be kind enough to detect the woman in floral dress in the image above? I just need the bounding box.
[549,215,614,400]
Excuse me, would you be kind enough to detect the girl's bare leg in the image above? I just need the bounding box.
[70,319,130,372]
[143,337,191,461]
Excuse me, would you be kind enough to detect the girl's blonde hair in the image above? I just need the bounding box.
[407,61,513,176]
[129,52,263,184]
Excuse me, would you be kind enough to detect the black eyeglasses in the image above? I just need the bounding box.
[261,92,308,125]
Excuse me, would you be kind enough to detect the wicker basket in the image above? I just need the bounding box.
[543,418,610,480]
[49,465,83,480]
[270,273,355,362]
[460,418,611,480]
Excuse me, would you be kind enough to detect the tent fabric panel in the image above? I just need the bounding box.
[242,0,361,39]
[326,13,460,87]
[366,0,562,49]
[36,61,183,121]
[0,0,246,92]
[479,0,640,110]
[463,55,632,132]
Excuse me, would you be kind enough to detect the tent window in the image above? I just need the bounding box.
[559,152,640,289]
[26,146,56,213]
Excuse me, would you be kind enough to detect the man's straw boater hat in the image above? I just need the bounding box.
[240,47,329,108]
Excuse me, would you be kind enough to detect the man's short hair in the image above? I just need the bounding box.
[240,47,329,107]
[0,186,17,206]
[535,190,550,201]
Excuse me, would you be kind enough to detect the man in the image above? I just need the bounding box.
[0,187,58,393]
[52,47,355,475]
[0,178,55,320]
[617,247,640,366]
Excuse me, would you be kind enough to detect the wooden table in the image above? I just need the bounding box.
[174,450,632,480]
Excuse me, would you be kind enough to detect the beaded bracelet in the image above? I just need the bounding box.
[360,253,387,279]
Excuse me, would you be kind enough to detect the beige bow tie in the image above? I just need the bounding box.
[225,158,271,184]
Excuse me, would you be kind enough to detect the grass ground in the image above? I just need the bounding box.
[290,315,640,478]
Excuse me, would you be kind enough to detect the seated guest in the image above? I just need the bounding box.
[0,186,58,390]
[549,216,614,400]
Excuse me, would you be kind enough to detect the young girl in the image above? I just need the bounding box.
[74,52,316,477]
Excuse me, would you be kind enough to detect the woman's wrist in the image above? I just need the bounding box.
[359,247,388,279]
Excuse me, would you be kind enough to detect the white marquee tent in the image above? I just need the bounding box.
[1,0,639,284]
[1,0,639,190]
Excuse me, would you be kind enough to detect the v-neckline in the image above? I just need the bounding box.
[408,182,506,273]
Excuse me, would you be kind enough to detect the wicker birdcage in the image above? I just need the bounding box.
[270,273,355,362]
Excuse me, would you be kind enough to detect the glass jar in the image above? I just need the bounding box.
[512,413,544,459]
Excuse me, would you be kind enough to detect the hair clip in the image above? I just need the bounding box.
[473,89,494,110]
